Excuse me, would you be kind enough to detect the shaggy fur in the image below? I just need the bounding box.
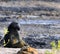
[4,22,28,48]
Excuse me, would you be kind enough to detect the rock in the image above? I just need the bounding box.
[17,46,38,54]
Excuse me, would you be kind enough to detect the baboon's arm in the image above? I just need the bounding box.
[18,38,29,48]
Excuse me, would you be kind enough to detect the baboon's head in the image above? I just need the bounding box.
[8,22,20,31]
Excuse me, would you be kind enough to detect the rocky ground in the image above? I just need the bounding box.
[0,48,51,54]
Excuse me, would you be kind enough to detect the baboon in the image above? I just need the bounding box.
[4,22,28,48]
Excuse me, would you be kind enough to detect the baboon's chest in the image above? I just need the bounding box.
[9,33,20,45]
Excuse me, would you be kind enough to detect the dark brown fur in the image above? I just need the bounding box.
[4,22,28,48]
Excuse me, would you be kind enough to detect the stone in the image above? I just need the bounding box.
[17,46,38,54]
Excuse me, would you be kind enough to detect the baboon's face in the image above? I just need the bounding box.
[8,22,20,31]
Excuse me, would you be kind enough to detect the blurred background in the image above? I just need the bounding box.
[0,0,60,49]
